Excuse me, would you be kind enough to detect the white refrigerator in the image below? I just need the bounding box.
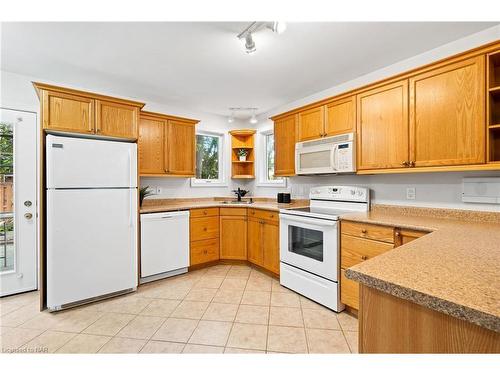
[46,135,138,310]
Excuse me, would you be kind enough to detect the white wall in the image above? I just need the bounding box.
[0,70,250,199]
[248,25,500,211]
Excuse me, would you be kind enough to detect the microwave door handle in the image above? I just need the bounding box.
[331,144,339,171]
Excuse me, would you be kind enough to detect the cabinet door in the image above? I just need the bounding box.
[262,221,280,275]
[357,80,409,170]
[325,96,356,136]
[41,90,94,134]
[220,216,247,260]
[409,56,485,167]
[95,100,139,139]
[394,228,428,247]
[274,114,297,176]
[138,117,165,174]
[166,120,195,176]
[247,218,263,266]
[297,106,325,141]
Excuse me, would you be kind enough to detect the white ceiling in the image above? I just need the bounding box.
[1,22,498,118]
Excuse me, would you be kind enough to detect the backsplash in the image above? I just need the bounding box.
[248,171,500,212]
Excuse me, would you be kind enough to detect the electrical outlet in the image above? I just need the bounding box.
[155,186,162,195]
[406,187,416,200]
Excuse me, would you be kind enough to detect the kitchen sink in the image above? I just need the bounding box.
[220,200,254,204]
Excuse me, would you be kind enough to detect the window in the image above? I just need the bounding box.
[191,132,225,186]
[258,130,286,187]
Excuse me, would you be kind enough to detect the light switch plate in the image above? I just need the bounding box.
[406,187,416,200]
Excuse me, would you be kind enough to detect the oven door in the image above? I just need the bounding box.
[279,213,339,282]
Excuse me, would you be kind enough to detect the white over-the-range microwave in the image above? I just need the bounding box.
[295,132,356,175]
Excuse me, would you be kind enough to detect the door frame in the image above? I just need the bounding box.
[0,107,39,297]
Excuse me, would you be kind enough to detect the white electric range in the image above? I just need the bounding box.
[279,185,370,312]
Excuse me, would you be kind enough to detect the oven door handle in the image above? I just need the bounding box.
[280,214,338,227]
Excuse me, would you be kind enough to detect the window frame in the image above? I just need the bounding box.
[191,130,227,187]
[257,128,287,187]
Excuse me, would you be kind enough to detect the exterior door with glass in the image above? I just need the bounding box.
[0,108,37,296]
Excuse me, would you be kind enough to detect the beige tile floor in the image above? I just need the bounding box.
[0,264,358,354]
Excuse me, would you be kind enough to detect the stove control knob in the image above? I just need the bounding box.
[350,190,356,196]
[357,190,364,197]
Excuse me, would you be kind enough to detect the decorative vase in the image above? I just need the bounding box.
[239,155,246,162]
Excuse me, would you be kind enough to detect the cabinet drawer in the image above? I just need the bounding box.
[190,238,219,266]
[341,234,394,268]
[190,216,219,241]
[248,208,279,223]
[341,221,394,243]
[190,207,219,218]
[220,207,247,216]
[340,269,359,310]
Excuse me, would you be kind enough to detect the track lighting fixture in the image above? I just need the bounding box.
[227,107,258,124]
[237,21,286,54]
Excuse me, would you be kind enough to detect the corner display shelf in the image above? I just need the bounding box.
[229,129,256,179]
[487,50,500,163]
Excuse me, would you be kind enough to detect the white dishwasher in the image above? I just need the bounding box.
[140,210,190,283]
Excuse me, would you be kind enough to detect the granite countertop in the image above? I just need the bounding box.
[342,206,500,333]
[140,197,309,214]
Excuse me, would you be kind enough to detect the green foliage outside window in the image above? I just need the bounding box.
[196,134,219,179]
[0,122,14,176]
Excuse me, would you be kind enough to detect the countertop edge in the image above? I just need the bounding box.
[345,268,500,333]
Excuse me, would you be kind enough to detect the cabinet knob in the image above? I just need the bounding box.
[395,231,400,237]
[203,210,207,215]
[361,229,367,234]
[203,227,207,231]
[361,255,368,260]
[270,214,274,218]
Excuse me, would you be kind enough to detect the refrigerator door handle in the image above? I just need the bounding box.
[128,148,134,188]
[129,189,134,228]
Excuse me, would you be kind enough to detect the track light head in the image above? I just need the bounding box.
[244,33,256,54]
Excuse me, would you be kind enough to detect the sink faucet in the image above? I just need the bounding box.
[232,187,249,202]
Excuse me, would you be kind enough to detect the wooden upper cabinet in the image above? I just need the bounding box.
[409,56,485,167]
[324,96,356,136]
[166,120,195,176]
[35,83,145,139]
[138,111,198,176]
[95,100,139,139]
[41,90,94,133]
[356,80,409,170]
[297,106,325,141]
[138,115,165,174]
[274,114,297,176]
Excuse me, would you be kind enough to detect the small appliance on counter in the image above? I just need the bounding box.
[277,192,291,203]
[279,185,370,312]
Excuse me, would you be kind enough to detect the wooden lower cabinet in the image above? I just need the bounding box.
[247,217,263,265]
[340,221,429,311]
[359,285,500,353]
[190,238,219,266]
[262,220,280,274]
[188,207,280,274]
[189,209,219,267]
[220,214,247,260]
[246,211,280,275]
